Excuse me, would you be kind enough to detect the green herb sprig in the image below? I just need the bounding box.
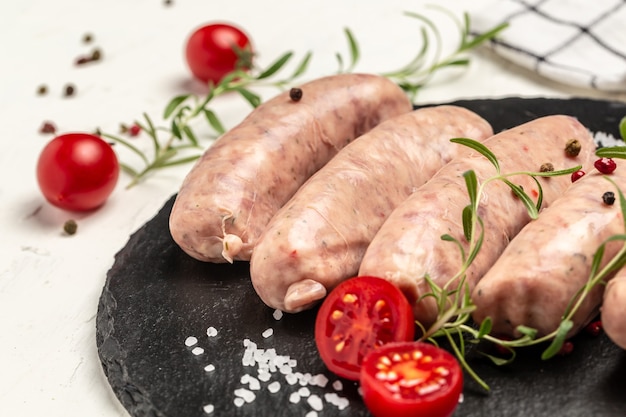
[421,120,626,391]
[105,9,507,187]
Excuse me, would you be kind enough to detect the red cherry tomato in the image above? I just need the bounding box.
[314,276,415,381]
[185,23,253,85]
[36,133,119,211]
[360,341,463,417]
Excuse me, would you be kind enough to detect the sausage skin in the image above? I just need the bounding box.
[169,73,412,263]
[358,115,596,328]
[603,266,626,349]
[250,106,494,312]
[473,167,626,338]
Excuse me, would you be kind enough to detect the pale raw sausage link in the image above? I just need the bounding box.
[250,106,493,312]
[603,266,626,349]
[473,167,626,338]
[358,115,596,328]
[169,73,412,263]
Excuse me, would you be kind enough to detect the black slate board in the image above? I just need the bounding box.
[97,97,626,417]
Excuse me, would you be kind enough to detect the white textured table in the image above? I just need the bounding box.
[1,1,625,416]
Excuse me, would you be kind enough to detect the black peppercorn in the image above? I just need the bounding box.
[289,87,303,102]
[603,191,615,205]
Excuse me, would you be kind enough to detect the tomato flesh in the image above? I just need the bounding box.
[185,23,253,85]
[36,133,119,211]
[314,276,415,381]
[360,341,463,417]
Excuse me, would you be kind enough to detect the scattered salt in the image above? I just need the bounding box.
[267,381,281,394]
[258,369,271,382]
[307,394,323,411]
[206,326,218,337]
[332,380,343,391]
[185,336,198,347]
[298,387,311,397]
[191,347,204,355]
[273,309,283,320]
[233,398,245,407]
[202,404,214,414]
[262,328,274,338]
[305,412,318,417]
[248,376,261,391]
[594,131,624,148]
[204,364,215,372]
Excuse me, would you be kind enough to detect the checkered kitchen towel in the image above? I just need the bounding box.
[471,0,626,92]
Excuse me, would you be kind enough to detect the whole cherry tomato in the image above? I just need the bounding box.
[314,276,415,381]
[360,341,463,417]
[36,133,119,211]
[184,23,253,85]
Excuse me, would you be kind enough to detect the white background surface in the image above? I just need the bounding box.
[1,1,625,416]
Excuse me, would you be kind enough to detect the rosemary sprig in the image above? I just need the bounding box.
[416,137,583,390]
[105,8,507,187]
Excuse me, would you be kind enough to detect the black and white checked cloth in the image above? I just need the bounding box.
[471,0,626,92]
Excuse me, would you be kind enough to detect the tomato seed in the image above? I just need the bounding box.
[594,157,617,174]
[342,293,357,303]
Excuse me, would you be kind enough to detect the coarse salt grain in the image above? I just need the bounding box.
[289,392,301,404]
[191,347,204,355]
[185,336,198,347]
[332,380,343,391]
[273,309,283,320]
[234,398,245,407]
[206,326,218,337]
[204,364,215,372]
[262,328,274,338]
[267,381,281,393]
[325,393,350,411]
[202,404,214,414]
[285,373,298,385]
[307,394,323,411]
[311,374,328,387]
[234,388,256,403]
[297,387,311,397]
[305,412,318,417]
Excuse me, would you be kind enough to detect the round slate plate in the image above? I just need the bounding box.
[97,97,626,417]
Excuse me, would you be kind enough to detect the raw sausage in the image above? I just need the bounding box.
[359,115,596,328]
[169,73,412,263]
[603,266,626,349]
[473,167,626,338]
[250,105,494,312]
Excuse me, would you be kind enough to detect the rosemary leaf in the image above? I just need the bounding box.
[596,146,626,159]
[256,51,294,80]
[163,94,191,119]
[203,109,226,135]
[461,22,508,51]
[289,51,313,80]
[620,116,626,140]
[541,320,573,360]
[344,27,360,72]
[236,87,262,108]
[101,132,150,165]
[462,205,473,242]
[451,138,500,172]
[182,125,199,146]
[502,179,539,219]
[158,154,202,168]
[477,317,492,339]
[463,169,478,207]
[171,118,182,140]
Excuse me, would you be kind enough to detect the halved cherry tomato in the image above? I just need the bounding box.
[184,22,253,85]
[314,276,415,381]
[360,341,463,417]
